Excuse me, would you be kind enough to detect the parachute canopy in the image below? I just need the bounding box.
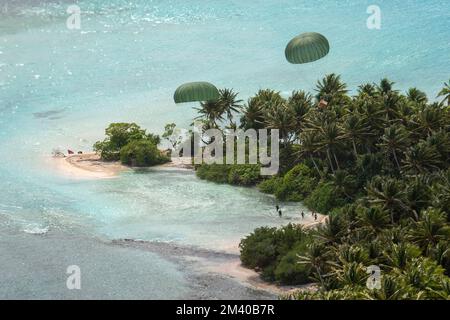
[174,82,220,103]
[285,32,330,64]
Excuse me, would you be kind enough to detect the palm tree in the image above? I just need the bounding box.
[332,244,370,265]
[375,78,402,122]
[253,89,285,106]
[413,108,443,137]
[330,170,356,199]
[332,262,368,287]
[399,257,446,297]
[382,242,419,270]
[288,90,312,135]
[298,243,330,287]
[378,125,410,171]
[240,89,285,130]
[402,142,442,174]
[357,100,386,148]
[381,92,402,121]
[365,276,403,300]
[340,114,373,157]
[239,99,265,130]
[404,176,432,220]
[218,88,243,128]
[298,131,321,175]
[315,214,345,244]
[315,73,348,106]
[408,209,450,254]
[437,79,450,106]
[366,178,410,223]
[429,241,450,269]
[357,206,390,233]
[376,78,396,95]
[264,103,296,147]
[428,278,450,300]
[407,87,428,104]
[314,122,343,172]
[426,130,450,164]
[194,100,225,129]
[357,83,377,98]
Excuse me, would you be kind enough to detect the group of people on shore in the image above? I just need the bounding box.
[275,205,318,221]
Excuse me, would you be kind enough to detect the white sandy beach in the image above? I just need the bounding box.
[200,257,317,296]
[52,153,194,179]
[206,215,326,295]
[52,153,128,179]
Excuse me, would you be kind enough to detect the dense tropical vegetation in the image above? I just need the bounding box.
[94,123,169,166]
[181,75,450,299]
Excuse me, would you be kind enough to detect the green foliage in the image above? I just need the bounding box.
[289,204,449,298]
[188,78,450,299]
[162,122,183,150]
[93,140,119,161]
[120,140,169,167]
[94,123,167,167]
[277,205,450,300]
[305,182,347,213]
[354,153,387,186]
[437,79,450,106]
[239,227,278,270]
[194,88,243,129]
[258,176,283,194]
[274,164,318,201]
[257,163,321,202]
[94,123,161,161]
[196,164,231,184]
[196,164,260,186]
[274,246,311,285]
[227,164,261,186]
[239,224,312,284]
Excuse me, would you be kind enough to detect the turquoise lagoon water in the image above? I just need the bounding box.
[0,0,448,299]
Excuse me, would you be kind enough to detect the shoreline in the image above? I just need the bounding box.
[53,153,128,179]
[112,238,317,296]
[199,257,317,296]
[110,208,325,297]
[52,153,194,179]
[211,215,325,295]
[53,152,325,295]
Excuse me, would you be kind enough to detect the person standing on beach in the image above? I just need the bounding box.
[314,213,318,221]
[278,209,282,218]
[301,211,305,219]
